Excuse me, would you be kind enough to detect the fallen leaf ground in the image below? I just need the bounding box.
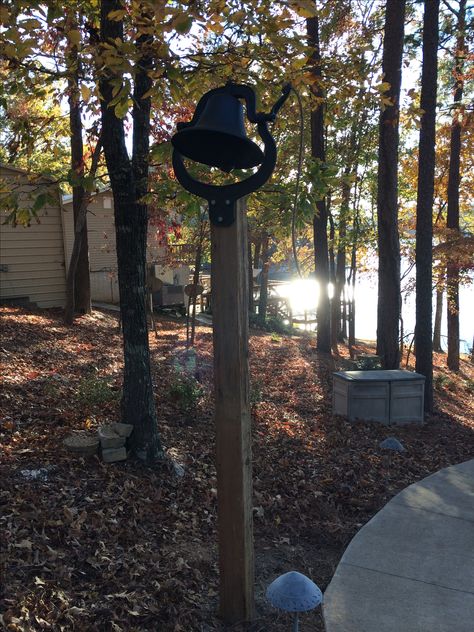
[1,306,473,631]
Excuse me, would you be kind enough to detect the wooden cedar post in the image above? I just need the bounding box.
[210,196,254,622]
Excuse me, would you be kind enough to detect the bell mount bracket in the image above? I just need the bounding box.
[172,82,291,227]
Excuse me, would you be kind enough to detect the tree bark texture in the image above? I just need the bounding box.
[348,207,359,358]
[189,224,203,347]
[376,0,406,369]
[328,208,338,352]
[446,0,466,372]
[348,260,356,358]
[65,139,102,326]
[65,17,91,322]
[254,238,261,270]
[307,14,331,353]
[100,0,162,461]
[433,282,444,352]
[258,235,269,324]
[335,181,349,342]
[248,240,254,315]
[415,0,439,412]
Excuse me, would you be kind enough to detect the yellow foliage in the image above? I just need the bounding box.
[67,30,81,47]
[80,85,91,103]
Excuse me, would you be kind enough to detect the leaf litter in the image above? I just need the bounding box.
[0,306,473,631]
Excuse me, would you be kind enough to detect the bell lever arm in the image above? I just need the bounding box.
[268,83,292,120]
[177,82,267,131]
[178,82,292,131]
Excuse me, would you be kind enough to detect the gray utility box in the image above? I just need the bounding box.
[333,370,425,425]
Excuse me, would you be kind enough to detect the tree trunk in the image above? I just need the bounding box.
[433,283,444,352]
[307,13,331,353]
[254,238,261,269]
[399,306,404,357]
[446,0,466,372]
[415,0,439,412]
[248,233,255,315]
[335,181,349,342]
[376,0,406,369]
[329,207,338,352]
[348,200,360,359]
[189,238,203,347]
[258,235,269,324]
[64,14,91,323]
[99,0,162,462]
[64,139,102,326]
[348,247,357,359]
[341,289,348,341]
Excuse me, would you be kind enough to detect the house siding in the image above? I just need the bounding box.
[0,165,67,308]
[62,191,166,303]
[63,193,119,303]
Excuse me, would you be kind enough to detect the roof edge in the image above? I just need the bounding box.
[0,162,56,183]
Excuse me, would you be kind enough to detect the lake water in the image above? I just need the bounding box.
[275,277,473,354]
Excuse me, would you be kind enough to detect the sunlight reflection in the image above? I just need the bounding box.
[276,279,319,315]
[268,273,471,350]
[275,279,359,320]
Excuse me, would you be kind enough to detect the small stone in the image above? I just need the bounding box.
[64,434,99,455]
[102,447,127,463]
[98,425,125,449]
[379,437,405,453]
[20,468,51,481]
[172,461,185,478]
[111,422,134,438]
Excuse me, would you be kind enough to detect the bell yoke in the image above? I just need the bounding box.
[171,82,291,226]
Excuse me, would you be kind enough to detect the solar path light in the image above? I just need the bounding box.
[266,571,323,631]
[171,82,290,623]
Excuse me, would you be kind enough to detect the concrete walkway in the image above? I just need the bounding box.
[323,459,474,632]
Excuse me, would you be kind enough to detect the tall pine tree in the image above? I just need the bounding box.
[446,0,467,372]
[307,11,331,353]
[415,0,440,412]
[376,0,406,369]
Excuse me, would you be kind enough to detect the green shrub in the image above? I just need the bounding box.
[169,374,203,413]
[76,375,119,406]
[433,374,455,390]
[249,313,294,336]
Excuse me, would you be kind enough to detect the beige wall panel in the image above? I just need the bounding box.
[1,248,65,261]
[63,194,117,274]
[90,271,119,303]
[62,191,167,304]
[0,165,66,307]
[1,239,66,250]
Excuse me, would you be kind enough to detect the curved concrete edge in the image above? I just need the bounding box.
[323,459,474,632]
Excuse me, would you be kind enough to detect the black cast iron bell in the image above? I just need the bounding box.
[171,82,291,226]
[171,92,264,173]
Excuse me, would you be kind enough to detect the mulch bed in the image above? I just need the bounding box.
[1,306,473,631]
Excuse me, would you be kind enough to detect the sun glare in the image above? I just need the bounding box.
[276,279,319,315]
